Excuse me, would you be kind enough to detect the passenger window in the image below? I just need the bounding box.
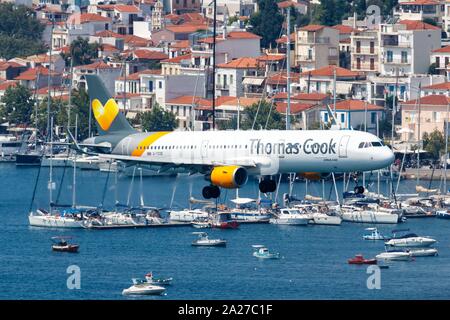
[359,142,364,148]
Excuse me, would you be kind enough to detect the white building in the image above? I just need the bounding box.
[379,20,441,76]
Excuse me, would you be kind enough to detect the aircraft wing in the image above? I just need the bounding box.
[98,153,260,169]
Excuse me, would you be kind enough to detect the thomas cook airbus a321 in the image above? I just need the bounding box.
[78,75,394,199]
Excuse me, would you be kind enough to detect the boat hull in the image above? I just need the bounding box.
[29,214,85,228]
[269,218,308,225]
[341,212,399,224]
[122,285,166,296]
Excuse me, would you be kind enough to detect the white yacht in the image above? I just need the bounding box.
[269,208,309,225]
[229,198,272,223]
[338,204,400,224]
[375,251,413,261]
[406,248,438,257]
[169,208,210,223]
[73,155,103,170]
[292,204,342,225]
[191,232,226,247]
[28,209,85,228]
[0,134,23,160]
[385,236,437,248]
[41,153,76,167]
[122,279,166,296]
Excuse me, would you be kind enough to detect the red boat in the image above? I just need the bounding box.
[211,212,240,229]
[348,254,377,265]
[51,236,79,253]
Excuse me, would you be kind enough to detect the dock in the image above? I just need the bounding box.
[85,221,192,230]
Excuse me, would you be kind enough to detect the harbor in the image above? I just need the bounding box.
[1,163,450,299]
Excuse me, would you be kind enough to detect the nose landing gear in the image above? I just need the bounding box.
[202,185,220,199]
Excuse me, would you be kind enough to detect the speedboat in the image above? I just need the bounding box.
[144,273,173,286]
[269,208,309,225]
[51,236,79,253]
[436,210,450,219]
[252,245,280,259]
[385,236,437,248]
[122,279,166,296]
[191,232,227,247]
[229,198,272,223]
[363,227,388,240]
[406,248,438,257]
[375,251,413,261]
[348,254,377,265]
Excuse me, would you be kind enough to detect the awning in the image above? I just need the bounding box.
[336,82,353,95]
[242,77,265,86]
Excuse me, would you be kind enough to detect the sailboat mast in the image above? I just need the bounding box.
[211,0,217,130]
[72,114,78,208]
[444,93,449,194]
[286,7,291,130]
[49,117,54,213]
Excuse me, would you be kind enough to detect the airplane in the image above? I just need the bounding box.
[79,75,395,199]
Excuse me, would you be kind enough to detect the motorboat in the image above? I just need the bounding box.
[436,210,450,219]
[169,209,210,223]
[29,208,86,228]
[0,134,24,160]
[252,245,280,259]
[210,212,239,229]
[385,236,437,248]
[375,251,413,261]
[41,153,75,167]
[73,155,102,170]
[191,232,227,247]
[291,204,342,225]
[338,204,401,224]
[51,236,79,253]
[144,272,173,286]
[405,248,438,257]
[269,208,309,225]
[122,279,166,296]
[363,227,388,240]
[348,254,377,265]
[191,217,211,229]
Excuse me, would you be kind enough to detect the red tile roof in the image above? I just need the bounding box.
[332,24,358,34]
[399,20,440,31]
[300,24,325,32]
[276,33,295,44]
[170,40,190,50]
[217,57,258,69]
[334,100,383,111]
[400,0,439,5]
[15,67,58,80]
[402,94,450,106]
[300,65,360,77]
[227,31,261,40]
[95,30,124,38]
[292,92,330,101]
[432,46,450,53]
[114,5,141,13]
[67,13,111,24]
[131,50,168,60]
[117,69,162,81]
[267,72,301,85]
[423,82,450,90]
[162,54,192,63]
[276,102,314,114]
[167,95,210,106]
[0,80,18,91]
[100,43,120,52]
[124,35,152,46]
[165,24,209,34]
[257,54,286,62]
[74,61,117,70]
[0,62,23,70]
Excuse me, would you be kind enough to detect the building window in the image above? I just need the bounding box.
[159,81,162,89]
[371,112,376,124]
[341,113,345,123]
[356,41,361,53]
[370,58,375,70]
[324,113,328,122]
[387,51,393,63]
[401,51,408,63]
[356,58,361,69]
[436,56,440,68]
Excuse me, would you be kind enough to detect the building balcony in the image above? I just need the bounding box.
[296,55,315,63]
[216,83,230,90]
[352,48,378,55]
[382,58,410,64]
[351,63,378,71]
[382,39,411,48]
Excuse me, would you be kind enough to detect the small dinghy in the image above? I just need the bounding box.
[375,251,413,261]
[122,279,166,296]
[348,254,377,265]
[191,232,226,247]
[252,245,280,259]
[51,236,79,253]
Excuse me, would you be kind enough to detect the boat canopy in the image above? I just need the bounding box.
[231,198,256,205]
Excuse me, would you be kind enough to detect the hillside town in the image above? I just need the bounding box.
[0,0,450,157]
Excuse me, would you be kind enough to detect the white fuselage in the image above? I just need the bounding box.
[108,129,394,176]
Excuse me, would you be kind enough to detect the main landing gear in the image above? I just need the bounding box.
[259,178,277,194]
[202,185,220,199]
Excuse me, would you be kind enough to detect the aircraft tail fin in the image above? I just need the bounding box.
[85,75,136,136]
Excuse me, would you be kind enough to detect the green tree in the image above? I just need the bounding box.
[423,130,447,160]
[138,104,177,131]
[0,3,46,59]
[428,62,439,75]
[249,0,284,48]
[240,101,285,130]
[61,37,100,66]
[0,85,35,125]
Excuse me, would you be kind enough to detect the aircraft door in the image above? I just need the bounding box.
[201,140,209,162]
[338,135,350,158]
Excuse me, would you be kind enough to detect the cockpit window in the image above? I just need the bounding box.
[358,142,364,148]
[372,141,383,147]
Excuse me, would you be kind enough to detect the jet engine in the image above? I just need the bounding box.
[209,166,248,189]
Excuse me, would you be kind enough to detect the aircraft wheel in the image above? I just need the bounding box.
[202,185,221,199]
[354,186,365,194]
[259,179,277,193]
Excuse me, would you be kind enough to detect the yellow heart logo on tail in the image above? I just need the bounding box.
[92,98,119,131]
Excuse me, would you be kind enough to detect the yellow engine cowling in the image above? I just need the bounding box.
[210,166,248,189]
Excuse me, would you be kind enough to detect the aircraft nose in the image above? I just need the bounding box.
[379,147,395,167]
